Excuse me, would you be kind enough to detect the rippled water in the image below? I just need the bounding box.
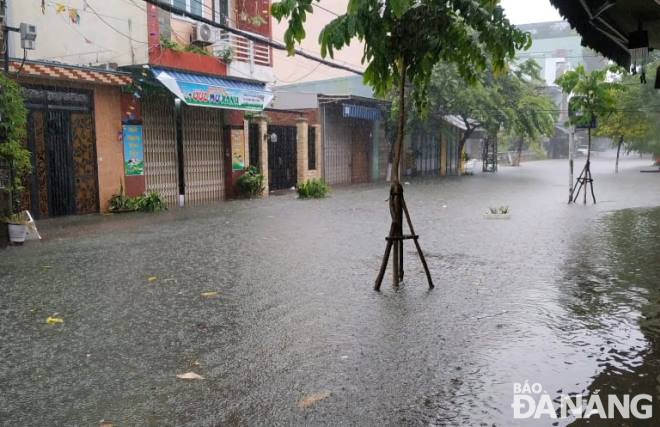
[0,157,659,425]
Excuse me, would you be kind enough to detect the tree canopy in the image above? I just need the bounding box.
[272,0,530,112]
[554,64,622,129]
[422,59,555,156]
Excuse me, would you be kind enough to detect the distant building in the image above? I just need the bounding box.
[515,21,608,159]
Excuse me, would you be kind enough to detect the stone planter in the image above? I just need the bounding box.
[483,213,511,220]
[7,223,27,244]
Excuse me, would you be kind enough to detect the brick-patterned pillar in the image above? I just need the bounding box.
[253,114,269,196]
[296,117,309,185]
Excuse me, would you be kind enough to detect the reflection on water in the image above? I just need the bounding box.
[561,207,660,425]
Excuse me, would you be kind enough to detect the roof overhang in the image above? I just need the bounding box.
[549,0,660,68]
[8,59,132,86]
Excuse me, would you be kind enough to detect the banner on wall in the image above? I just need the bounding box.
[153,68,273,112]
[123,125,144,176]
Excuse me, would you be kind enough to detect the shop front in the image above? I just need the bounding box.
[140,67,273,206]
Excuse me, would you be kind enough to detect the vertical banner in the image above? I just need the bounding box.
[123,125,144,176]
[231,128,245,170]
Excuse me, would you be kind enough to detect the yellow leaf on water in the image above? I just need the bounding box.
[201,292,218,298]
[176,372,204,380]
[148,276,157,282]
[46,316,64,324]
[298,391,331,409]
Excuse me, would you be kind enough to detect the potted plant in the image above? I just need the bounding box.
[483,206,511,220]
[1,73,31,245]
[3,212,28,244]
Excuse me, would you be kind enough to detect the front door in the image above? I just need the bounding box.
[22,87,98,218]
[351,122,371,184]
[267,125,297,191]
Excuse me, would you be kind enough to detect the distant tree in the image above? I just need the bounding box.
[272,0,529,287]
[555,65,623,203]
[423,59,554,166]
[594,73,650,173]
[624,60,660,161]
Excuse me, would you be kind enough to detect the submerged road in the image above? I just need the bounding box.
[1,154,660,426]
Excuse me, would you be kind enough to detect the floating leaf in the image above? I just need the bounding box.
[46,316,64,324]
[298,391,331,409]
[148,276,157,282]
[176,372,204,380]
[201,291,218,298]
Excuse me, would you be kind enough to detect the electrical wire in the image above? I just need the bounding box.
[14,48,27,77]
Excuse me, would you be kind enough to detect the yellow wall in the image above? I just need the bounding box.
[94,86,125,212]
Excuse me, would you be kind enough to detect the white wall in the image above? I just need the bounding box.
[7,0,148,67]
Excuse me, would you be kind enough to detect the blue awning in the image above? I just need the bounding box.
[342,103,381,121]
[152,68,272,111]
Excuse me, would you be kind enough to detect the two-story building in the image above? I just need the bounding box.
[5,0,275,214]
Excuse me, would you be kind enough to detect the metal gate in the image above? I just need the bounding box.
[142,93,179,207]
[182,106,225,204]
[22,86,98,218]
[411,129,440,177]
[267,125,297,190]
[322,104,352,185]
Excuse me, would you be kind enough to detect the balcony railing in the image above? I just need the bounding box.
[213,30,271,67]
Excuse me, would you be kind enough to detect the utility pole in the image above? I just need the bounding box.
[568,126,575,203]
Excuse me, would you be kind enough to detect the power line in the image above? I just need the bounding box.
[139,0,363,75]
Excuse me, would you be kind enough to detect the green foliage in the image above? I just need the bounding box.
[272,0,530,113]
[183,44,211,56]
[1,212,28,224]
[297,179,330,199]
[555,64,623,128]
[0,73,31,213]
[595,70,650,152]
[135,191,168,212]
[424,59,555,147]
[159,35,182,51]
[216,47,233,63]
[109,186,167,213]
[236,166,265,198]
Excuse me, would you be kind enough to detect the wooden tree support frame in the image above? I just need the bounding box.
[570,160,596,204]
[374,182,434,291]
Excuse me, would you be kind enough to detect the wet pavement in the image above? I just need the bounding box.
[1,153,660,426]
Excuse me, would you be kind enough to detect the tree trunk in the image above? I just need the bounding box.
[516,139,523,166]
[390,59,407,286]
[457,127,474,174]
[585,126,591,204]
[615,135,623,174]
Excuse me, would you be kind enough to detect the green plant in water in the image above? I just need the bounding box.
[0,73,31,215]
[236,166,264,198]
[297,179,330,199]
[136,190,167,212]
[109,183,167,213]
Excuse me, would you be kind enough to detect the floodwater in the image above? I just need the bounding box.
[1,154,659,426]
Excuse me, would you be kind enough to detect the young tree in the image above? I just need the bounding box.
[272,0,529,288]
[555,65,623,203]
[595,75,650,173]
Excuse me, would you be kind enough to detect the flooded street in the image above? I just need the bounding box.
[1,155,660,426]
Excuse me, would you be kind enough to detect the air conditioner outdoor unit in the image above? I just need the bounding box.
[193,22,213,46]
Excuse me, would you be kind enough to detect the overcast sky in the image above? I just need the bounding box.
[500,0,562,24]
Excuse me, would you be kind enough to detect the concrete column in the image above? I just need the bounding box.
[313,125,322,179]
[243,118,250,168]
[253,114,269,196]
[440,134,447,177]
[296,117,309,185]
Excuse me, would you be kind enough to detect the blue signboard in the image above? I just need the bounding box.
[123,125,144,176]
